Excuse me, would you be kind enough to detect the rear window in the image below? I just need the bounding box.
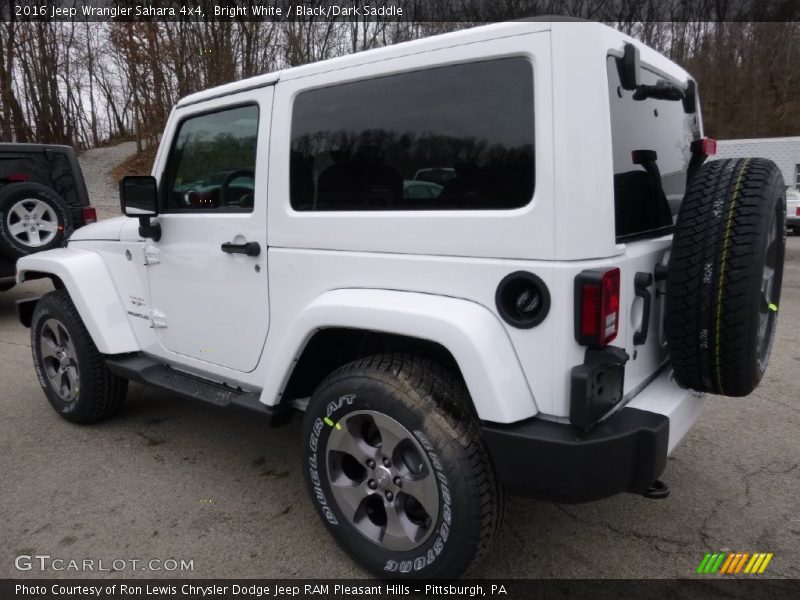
[290,58,535,211]
[607,56,701,241]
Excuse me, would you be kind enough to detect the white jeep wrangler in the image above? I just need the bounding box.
[15,21,786,578]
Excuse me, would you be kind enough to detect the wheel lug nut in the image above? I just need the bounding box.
[383,457,391,468]
[385,491,393,501]
[367,479,377,490]
[393,476,402,487]
[366,459,375,469]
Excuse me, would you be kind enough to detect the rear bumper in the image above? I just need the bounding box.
[482,368,705,503]
[786,215,800,228]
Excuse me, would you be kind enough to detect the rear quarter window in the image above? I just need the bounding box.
[290,57,535,211]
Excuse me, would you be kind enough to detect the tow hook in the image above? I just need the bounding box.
[643,480,670,499]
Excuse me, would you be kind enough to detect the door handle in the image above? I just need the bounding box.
[633,272,653,346]
[221,241,261,257]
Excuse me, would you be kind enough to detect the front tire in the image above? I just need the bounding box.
[31,289,127,423]
[301,354,502,578]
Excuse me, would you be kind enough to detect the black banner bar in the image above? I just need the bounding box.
[3,0,800,23]
[3,579,800,600]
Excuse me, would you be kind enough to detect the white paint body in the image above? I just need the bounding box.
[18,22,705,453]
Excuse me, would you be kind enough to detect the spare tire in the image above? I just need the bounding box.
[666,158,785,396]
[0,182,73,260]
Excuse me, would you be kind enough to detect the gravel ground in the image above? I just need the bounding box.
[77,141,137,220]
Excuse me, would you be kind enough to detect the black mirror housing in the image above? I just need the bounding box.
[120,175,158,217]
[617,43,641,91]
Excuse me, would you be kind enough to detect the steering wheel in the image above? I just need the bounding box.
[220,169,255,207]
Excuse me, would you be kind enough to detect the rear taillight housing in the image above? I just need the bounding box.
[82,207,98,225]
[575,268,621,348]
[796,206,800,217]
[690,137,717,157]
[7,172,28,182]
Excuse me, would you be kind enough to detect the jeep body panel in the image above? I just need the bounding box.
[143,86,273,373]
[550,23,697,260]
[16,248,138,354]
[69,216,129,241]
[267,29,555,260]
[259,288,538,423]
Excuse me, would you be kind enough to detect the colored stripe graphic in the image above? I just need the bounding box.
[734,553,749,573]
[700,552,774,575]
[697,553,712,574]
[719,553,736,574]
[710,553,726,573]
[758,554,773,574]
[744,554,760,573]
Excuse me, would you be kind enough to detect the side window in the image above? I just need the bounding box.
[163,104,259,212]
[290,58,535,211]
[795,164,799,191]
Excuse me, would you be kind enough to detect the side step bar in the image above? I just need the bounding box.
[106,355,291,424]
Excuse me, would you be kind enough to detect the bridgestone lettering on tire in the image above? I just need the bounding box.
[666,158,786,396]
[31,289,128,423]
[301,354,503,578]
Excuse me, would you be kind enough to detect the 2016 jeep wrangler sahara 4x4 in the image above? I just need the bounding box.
[15,22,785,578]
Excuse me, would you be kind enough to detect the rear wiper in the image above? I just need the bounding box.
[633,79,685,102]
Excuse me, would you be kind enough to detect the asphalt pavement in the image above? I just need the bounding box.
[1,238,798,579]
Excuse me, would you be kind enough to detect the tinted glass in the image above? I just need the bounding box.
[163,105,259,211]
[607,56,701,240]
[290,58,534,211]
[121,176,157,215]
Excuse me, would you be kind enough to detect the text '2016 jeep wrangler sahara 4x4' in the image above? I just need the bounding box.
[15,22,786,578]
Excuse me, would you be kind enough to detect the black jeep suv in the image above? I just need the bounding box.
[0,143,95,290]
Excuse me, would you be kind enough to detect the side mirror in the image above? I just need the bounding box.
[120,175,158,216]
[119,175,161,241]
[617,43,641,91]
[682,79,697,114]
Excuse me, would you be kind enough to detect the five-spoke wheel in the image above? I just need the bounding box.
[302,354,502,579]
[326,410,439,551]
[6,198,60,248]
[39,318,80,403]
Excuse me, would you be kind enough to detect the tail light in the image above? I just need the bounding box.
[82,207,98,225]
[796,207,800,217]
[7,173,28,182]
[574,268,621,348]
[691,137,717,157]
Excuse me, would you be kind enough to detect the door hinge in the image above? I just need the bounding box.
[144,245,161,265]
[149,309,167,328]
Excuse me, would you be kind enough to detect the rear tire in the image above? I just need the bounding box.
[301,353,503,578]
[31,289,128,423]
[665,158,786,396]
